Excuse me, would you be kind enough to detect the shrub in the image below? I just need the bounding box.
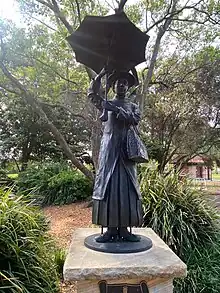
[17,162,67,193]
[174,236,220,293]
[139,161,220,293]
[0,188,59,293]
[140,162,219,257]
[0,168,6,178]
[17,162,92,206]
[0,169,13,187]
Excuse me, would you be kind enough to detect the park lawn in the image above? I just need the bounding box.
[212,173,220,180]
[7,173,19,179]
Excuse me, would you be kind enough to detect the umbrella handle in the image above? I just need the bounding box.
[99,73,109,122]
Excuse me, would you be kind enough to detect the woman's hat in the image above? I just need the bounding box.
[108,71,136,88]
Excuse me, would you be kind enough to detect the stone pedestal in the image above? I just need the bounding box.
[64,228,187,293]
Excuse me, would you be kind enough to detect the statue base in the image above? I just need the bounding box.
[64,228,187,293]
[84,233,152,253]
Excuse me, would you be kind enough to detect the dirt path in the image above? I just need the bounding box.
[43,202,92,248]
[43,202,93,293]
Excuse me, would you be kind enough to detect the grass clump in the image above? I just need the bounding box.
[174,237,220,293]
[140,162,219,256]
[0,188,59,293]
[140,161,220,293]
[54,248,66,279]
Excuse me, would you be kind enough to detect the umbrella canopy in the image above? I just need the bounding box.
[67,12,149,73]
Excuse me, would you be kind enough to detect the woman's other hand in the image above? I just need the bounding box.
[102,101,119,112]
[95,67,108,82]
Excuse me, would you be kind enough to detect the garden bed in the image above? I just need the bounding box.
[43,201,92,248]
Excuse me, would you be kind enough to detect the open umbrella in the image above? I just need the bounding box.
[67,12,149,73]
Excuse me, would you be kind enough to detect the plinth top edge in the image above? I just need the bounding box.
[63,228,187,281]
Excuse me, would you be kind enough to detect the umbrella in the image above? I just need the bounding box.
[67,12,149,73]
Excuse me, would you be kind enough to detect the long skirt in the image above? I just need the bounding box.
[92,158,143,227]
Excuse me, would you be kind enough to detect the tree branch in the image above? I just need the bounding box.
[35,0,54,10]
[103,0,115,10]
[193,7,220,25]
[145,0,204,33]
[0,83,20,95]
[75,0,82,24]
[0,60,94,181]
[8,50,78,86]
[151,65,204,89]
[0,36,6,61]
[141,0,204,111]
[31,56,78,85]
[172,17,209,25]
[51,0,74,33]
[115,0,128,13]
[36,0,74,34]
[29,15,57,31]
[39,101,88,121]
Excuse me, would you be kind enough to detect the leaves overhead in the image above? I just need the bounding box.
[0,0,220,174]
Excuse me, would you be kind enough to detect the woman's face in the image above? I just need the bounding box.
[115,78,129,95]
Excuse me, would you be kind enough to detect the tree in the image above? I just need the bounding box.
[0,19,94,179]
[138,0,219,109]
[0,94,91,170]
[0,0,219,177]
[142,50,220,172]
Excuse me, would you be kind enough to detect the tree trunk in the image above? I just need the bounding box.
[12,157,21,172]
[44,118,95,181]
[20,134,32,171]
[21,146,31,171]
[141,0,178,112]
[0,60,95,181]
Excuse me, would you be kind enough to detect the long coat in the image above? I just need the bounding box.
[88,85,142,202]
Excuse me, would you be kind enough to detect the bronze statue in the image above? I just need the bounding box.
[88,69,144,243]
[67,1,151,251]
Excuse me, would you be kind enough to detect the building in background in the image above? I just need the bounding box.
[174,155,212,180]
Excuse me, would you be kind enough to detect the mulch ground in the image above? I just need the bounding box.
[43,202,93,293]
[43,201,92,248]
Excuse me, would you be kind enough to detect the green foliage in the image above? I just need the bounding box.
[0,169,14,187]
[54,248,66,279]
[124,2,144,26]
[140,161,220,293]
[0,168,7,179]
[7,174,18,179]
[0,188,59,293]
[17,162,92,206]
[212,173,220,180]
[141,52,220,173]
[0,89,90,165]
[1,1,220,174]
[140,162,219,256]
[174,237,220,293]
[0,18,91,170]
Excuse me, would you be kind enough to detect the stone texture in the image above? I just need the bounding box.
[63,228,187,281]
[77,278,173,293]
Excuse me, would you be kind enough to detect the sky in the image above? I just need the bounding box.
[0,0,21,21]
[0,0,138,22]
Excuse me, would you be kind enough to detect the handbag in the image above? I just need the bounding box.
[126,126,148,163]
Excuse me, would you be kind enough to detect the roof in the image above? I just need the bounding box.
[174,155,212,165]
[187,156,208,164]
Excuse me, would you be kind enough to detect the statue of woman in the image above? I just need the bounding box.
[88,69,143,243]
